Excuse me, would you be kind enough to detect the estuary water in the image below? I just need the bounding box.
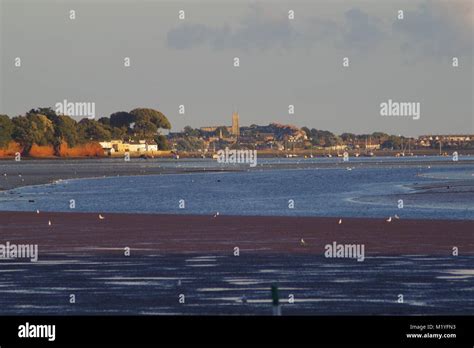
[0,157,473,219]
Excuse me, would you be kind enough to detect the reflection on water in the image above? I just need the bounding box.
[0,253,472,315]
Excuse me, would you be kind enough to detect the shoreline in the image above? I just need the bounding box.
[0,158,244,192]
[1,157,473,192]
[0,211,472,256]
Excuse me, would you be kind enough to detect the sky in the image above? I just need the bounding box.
[0,0,473,136]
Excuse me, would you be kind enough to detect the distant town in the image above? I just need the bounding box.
[0,107,473,158]
[164,112,473,158]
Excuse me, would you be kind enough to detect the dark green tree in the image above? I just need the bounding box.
[130,108,171,130]
[133,119,158,140]
[54,115,79,153]
[0,115,14,147]
[110,111,135,129]
[12,116,35,155]
[78,119,112,141]
[27,114,56,146]
[155,134,169,150]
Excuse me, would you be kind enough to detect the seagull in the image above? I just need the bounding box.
[213,212,220,218]
[48,220,52,226]
[36,209,40,214]
[394,214,400,219]
[99,214,105,220]
[338,219,342,225]
[386,216,392,222]
[300,238,307,246]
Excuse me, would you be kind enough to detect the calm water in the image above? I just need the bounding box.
[1,157,473,219]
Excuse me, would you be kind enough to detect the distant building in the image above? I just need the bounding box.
[200,112,240,137]
[99,139,158,155]
[200,126,220,132]
[417,134,473,147]
[365,144,381,150]
[232,112,240,137]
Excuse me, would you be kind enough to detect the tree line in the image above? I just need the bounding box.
[0,107,171,156]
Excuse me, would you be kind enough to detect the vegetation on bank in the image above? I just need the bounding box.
[0,107,171,157]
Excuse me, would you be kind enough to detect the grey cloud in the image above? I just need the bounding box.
[342,8,386,49]
[167,5,295,51]
[392,1,473,58]
[167,6,385,53]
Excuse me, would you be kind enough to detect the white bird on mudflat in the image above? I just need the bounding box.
[48,220,52,226]
[338,219,342,225]
[394,214,400,219]
[300,238,307,246]
[213,212,220,218]
[99,214,105,220]
[36,209,40,214]
[386,216,392,222]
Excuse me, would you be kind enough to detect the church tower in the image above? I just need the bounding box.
[231,112,240,137]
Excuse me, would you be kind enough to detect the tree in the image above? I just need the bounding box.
[301,127,311,139]
[27,107,58,123]
[340,133,356,143]
[183,126,201,137]
[78,119,112,141]
[12,116,35,155]
[111,127,127,140]
[27,114,56,146]
[0,115,14,147]
[110,111,135,129]
[155,135,169,150]
[55,115,79,153]
[133,119,157,140]
[26,108,80,155]
[381,135,402,150]
[12,113,58,155]
[130,108,171,130]
[310,129,338,147]
[98,117,111,126]
[176,137,204,151]
[371,132,389,140]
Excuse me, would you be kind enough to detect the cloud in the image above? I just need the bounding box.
[166,5,385,53]
[342,8,386,50]
[392,1,473,58]
[302,10,385,52]
[167,1,473,59]
[167,5,295,52]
